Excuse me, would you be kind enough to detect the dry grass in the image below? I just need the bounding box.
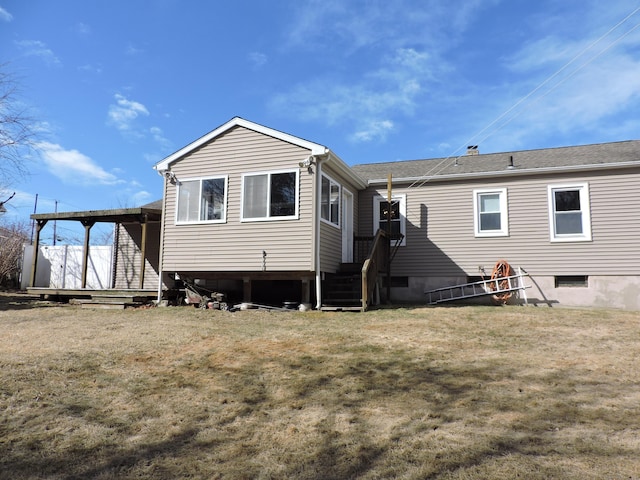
[1,293,639,479]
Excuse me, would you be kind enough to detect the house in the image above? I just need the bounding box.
[28,116,640,310]
[352,141,640,310]
[153,118,640,311]
[153,117,368,310]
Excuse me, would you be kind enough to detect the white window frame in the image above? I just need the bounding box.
[473,188,509,237]
[175,175,228,225]
[320,173,341,228]
[240,169,299,222]
[373,194,406,246]
[548,182,592,242]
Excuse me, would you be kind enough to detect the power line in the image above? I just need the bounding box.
[403,5,640,192]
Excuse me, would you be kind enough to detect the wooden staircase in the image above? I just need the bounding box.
[320,230,403,312]
[321,263,364,312]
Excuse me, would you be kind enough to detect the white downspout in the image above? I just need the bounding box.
[156,172,169,304]
[315,158,323,310]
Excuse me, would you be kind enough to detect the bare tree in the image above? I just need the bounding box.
[0,63,35,190]
[0,220,29,288]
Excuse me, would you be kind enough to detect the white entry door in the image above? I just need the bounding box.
[342,189,354,263]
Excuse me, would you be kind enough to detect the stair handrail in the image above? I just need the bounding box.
[361,229,389,311]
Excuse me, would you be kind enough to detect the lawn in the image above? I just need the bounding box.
[1,293,639,479]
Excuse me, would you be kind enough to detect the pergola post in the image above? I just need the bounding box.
[80,220,95,288]
[139,215,148,289]
[29,219,48,288]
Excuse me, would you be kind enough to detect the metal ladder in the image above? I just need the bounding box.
[425,267,530,305]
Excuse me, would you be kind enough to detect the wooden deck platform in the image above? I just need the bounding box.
[26,288,161,308]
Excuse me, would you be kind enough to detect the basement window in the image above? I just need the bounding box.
[381,276,409,288]
[554,276,588,288]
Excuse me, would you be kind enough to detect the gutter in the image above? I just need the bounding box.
[364,161,640,186]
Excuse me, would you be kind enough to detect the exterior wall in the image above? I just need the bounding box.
[161,126,315,273]
[114,222,161,289]
[359,167,640,309]
[318,161,361,273]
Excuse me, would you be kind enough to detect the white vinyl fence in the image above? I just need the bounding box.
[21,245,113,290]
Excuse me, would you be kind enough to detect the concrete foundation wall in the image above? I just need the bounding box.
[390,275,640,311]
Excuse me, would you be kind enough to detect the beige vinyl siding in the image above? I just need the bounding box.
[161,126,315,272]
[359,168,640,277]
[114,222,161,289]
[318,162,361,272]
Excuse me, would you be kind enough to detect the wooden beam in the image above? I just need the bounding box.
[386,173,392,303]
[139,216,148,289]
[29,219,48,288]
[80,220,95,288]
[243,277,251,302]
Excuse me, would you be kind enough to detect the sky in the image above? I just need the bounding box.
[1,0,640,244]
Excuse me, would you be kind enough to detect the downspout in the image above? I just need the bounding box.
[156,172,169,303]
[314,157,324,310]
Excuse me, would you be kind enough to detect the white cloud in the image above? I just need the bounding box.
[248,51,268,68]
[351,120,395,143]
[37,142,121,185]
[483,9,640,149]
[276,1,492,142]
[107,94,149,135]
[125,43,144,56]
[15,40,61,66]
[75,22,91,35]
[285,0,492,54]
[276,1,640,151]
[270,46,432,142]
[0,6,13,21]
[130,190,152,206]
[149,126,172,150]
[78,63,103,74]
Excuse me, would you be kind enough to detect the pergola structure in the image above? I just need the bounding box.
[29,204,162,290]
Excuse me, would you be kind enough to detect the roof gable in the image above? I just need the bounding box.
[154,117,328,172]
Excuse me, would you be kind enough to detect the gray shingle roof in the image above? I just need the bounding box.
[141,199,163,210]
[351,140,640,183]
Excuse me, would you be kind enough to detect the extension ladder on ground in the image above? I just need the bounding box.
[425,268,530,305]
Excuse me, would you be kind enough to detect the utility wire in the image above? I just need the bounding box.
[402,5,640,192]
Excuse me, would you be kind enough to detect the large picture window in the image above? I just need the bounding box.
[373,194,406,246]
[321,174,340,226]
[473,188,509,237]
[176,176,227,224]
[548,183,592,242]
[242,170,298,221]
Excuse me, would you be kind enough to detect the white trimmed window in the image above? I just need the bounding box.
[321,174,340,227]
[473,188,509,237]
[373,194,406,246]
[176,176,227,224]
[241,169,299,221]
[548,183,592,242]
